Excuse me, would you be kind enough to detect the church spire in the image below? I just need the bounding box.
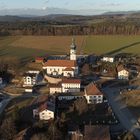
[71,37,76,49]
[70,37,77,61]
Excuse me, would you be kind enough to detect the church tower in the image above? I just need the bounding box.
[70,38,77,61]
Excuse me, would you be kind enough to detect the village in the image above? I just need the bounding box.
[0,38,140,140]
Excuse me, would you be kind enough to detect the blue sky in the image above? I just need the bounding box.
[0,0,140,11]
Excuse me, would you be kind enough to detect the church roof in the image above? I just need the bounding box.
[44,60,77,67]
[63,67,74,71]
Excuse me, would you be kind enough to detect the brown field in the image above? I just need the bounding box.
[10,36,85,54]
[0,35,139,62]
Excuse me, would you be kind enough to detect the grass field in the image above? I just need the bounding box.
[0,35,140,61]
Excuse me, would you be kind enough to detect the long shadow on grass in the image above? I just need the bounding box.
[104,42,140,55]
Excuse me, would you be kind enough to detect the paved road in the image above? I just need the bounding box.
[0,98,11,115]
[103,87,140,140]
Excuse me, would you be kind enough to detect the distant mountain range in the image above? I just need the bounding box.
[0,8,140,23]
[0,8,106,16]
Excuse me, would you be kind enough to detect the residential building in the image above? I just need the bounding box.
[102,56,114,63]
[117,65,129,80]
[23,71,39,87]
[84,82,104,104]
[49,78,81,94]
[35,57,44,63]
[33,96,55,121]
[39,103,54,121]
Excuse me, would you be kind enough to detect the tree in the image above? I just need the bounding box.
[0,117,17,140]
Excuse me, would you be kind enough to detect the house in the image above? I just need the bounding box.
[49,78,81,94]
[33,96,55,121]
[42,39,78,77]
[102,56,114,63]
[43,60,78,77]
[117,65,129,80]
[23,71,39,87]
[39,103,55,121]
[49,83,62,94]
[84,125,110,140]
[35,57,44,63]
[84,82,104,104]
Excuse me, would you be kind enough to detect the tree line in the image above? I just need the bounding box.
[0,20,140,36]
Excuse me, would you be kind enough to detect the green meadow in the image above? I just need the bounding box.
[0,35,139,61]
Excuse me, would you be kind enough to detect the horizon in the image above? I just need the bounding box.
[0,0,140,15]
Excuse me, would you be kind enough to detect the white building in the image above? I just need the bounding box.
[33,99,55,121]
[84,82,104,104]
[23,71,39,87]
[49,83,62,94]
[43,60,78,77]
[43,39,78,77]
[102,56,114,63]
[39,108,54,121]
[49,78,81,94]
[70,38,77,61]
[117,65,129,80]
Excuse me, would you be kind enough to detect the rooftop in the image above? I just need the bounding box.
[62,78,81,84]
[44,60,77,67]
[85,82,103,96]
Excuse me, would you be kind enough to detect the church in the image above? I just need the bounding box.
[43,38,78,77]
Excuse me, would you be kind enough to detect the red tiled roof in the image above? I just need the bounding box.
[49,83,62,88]
[62,78,81,84]
[44,60,77,67]
[117,65,128,72]
[63,67,74,71]
[85,82,103,96]
[36,57,44,60]
[39,103,47,112]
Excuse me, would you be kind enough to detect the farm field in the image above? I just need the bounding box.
[0,35,140,61]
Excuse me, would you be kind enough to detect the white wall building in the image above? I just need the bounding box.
[102,56,114,63]
[39,109,54,121]
[33,99,55,121]
[43,60,78,77]
[84,82,104,104]
[62,79,81,93]
[43,39,78,77]
[117,65,129,80]
[49,79,81,94]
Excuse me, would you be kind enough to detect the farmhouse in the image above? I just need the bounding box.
[33,96,55,121]
[23,71,39,87]
[38,103,55,121]
[84,82,104,104]
[117,65,129,80]
[49,78,81,94]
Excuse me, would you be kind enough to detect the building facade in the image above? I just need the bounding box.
[84,82,104,104]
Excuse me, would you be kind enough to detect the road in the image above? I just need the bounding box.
[0,98,11,115]
[103,87,140,140]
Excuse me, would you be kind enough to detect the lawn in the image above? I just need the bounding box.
[0,35,140,61]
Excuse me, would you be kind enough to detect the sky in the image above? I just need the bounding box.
[0,0,140,12]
